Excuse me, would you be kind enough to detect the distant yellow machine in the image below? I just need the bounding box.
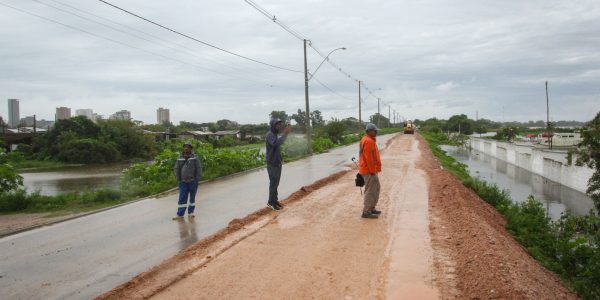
[403,119,415,134]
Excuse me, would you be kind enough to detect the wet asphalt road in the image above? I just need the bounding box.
[0,134,395,300]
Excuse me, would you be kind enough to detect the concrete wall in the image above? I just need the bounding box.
[469,138,594,194]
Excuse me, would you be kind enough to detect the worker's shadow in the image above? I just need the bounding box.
[176,217,199,251]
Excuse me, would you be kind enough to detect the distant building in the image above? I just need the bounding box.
[8,99,19,128]
[157,107,170,124]
[19,115,36,127]
[110,110,131,121]
[37,119,55,129]
[55,107,71,121]
[181,130,241,141]
[76,109,94,120]
[92,113,102,122]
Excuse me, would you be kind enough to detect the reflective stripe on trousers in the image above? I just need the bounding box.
[177,181,198,216]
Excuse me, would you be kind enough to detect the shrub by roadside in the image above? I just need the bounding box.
[0,189,124,213]
[121,140,265,198]
[0,131,400,216]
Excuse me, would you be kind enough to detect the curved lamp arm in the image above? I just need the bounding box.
[308,47,346,80]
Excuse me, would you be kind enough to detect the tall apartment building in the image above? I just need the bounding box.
[55,107,71,121]
[110,110,131,121]
[75,109,94,120]
[8,99,19,128]
[157,107,170,124]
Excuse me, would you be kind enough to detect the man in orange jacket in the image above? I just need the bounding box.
[359,123,382,219]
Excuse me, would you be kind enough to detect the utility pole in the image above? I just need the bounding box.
[546,81,552,150]
[303,39,312,154]
[388,105,391,128]
[33,114,36,133]
[358,80,362,133]
[377,97,381,127]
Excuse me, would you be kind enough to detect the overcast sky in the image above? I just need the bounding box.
[1,0,599,125]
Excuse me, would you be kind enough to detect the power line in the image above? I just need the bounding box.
[308,43,358,82]
[244,0,307,41]
[244,0,386,106]
[0,1,277,87]
[98,0,302,73]
[34,0,269,79]
[243,1,352,79]
[311,75,354,102]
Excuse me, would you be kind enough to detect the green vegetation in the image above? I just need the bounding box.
[422,130,600,299]
[0,111,402,215]
[420,132,470,181]
[494,126,519,141]
[21,116,158,164]
[414,115,582,140]
[0,189,124,213]
[568,111,600,211]
[0,145,24,194]
[121,140,265,198]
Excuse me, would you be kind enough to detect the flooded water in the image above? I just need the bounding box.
[441,145,595,220]
[19,163,130,195]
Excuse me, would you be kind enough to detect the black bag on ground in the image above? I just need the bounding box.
[355,173,365,187]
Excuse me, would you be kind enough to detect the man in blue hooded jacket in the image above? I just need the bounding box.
[266,118,291,210]
[172,143,202,220]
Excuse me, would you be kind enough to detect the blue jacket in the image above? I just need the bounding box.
[266,118,287,166]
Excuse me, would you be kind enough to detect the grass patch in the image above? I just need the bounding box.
[0,188,126,214]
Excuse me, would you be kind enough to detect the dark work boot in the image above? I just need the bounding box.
[361,212,379,219]
[267,203,282,211]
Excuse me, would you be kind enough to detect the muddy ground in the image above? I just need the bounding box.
[97,133,575,299]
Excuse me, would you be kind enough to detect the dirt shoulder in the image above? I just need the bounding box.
[417,134,576,299]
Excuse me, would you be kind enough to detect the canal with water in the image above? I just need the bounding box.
[441,145,595,220]
[19,163,129,196]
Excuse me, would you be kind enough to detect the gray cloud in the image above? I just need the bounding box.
[0,0,598,125]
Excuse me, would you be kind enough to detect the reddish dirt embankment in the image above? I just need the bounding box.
[418,134,576,299]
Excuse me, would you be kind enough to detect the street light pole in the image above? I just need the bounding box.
[358,80,362,133]
[377,97,381,127]
[303,39,311,154]
[388,105,391,128]
[303,41,346,154]
[546,81,552,150]
[308,47,346,81]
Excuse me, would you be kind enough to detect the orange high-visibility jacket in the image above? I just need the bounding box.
[358,134,381,175]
